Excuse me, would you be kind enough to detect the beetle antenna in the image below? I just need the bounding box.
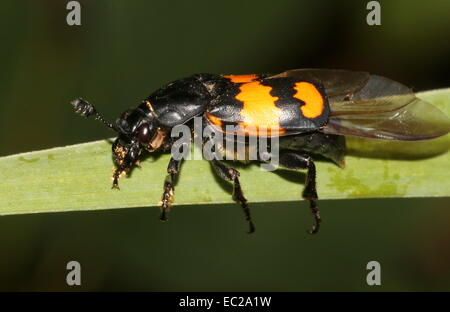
[71,98,116,131]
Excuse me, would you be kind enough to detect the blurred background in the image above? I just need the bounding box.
[0,0,449,291]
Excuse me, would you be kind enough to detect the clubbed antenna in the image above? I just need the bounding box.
[71,98,116,131]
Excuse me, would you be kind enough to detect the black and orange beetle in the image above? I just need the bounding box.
[71,69,450,234]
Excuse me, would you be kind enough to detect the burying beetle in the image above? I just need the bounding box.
[72,69,450,234]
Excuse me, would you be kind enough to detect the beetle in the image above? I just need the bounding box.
[71,69,450,234]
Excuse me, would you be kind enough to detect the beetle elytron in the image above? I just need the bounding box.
[72,69,450,234]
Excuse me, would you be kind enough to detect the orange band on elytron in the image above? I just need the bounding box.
[236,81,283,134]
[223,74,259,83]
[206,113,223,127]
[293,82,324,119]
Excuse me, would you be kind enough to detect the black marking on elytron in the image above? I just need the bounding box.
[206,81,244,125]
[261,77,330,131]
[206,77,330,135]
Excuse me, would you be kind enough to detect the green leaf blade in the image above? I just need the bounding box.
[0,89,449,216]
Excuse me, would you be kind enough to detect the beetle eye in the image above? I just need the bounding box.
[136,123,152,143]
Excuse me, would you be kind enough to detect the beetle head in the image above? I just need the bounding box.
[114,107,165,149]
[71,98,166,189]
[110,107,166,187]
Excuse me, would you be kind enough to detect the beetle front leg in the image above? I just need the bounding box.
[112,165,127,189]
[279,152,321,234]
[159,157,182,221]
[210,159,255,234]
[111,140,142,189]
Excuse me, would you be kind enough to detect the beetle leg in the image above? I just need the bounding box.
[159,157,182,222]
[210,159,255,234]
[279,152,321,234]
[112,165,127,189]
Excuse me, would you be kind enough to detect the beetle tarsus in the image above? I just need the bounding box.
[160,180,174,222]
[112,174,119,189]
[279,152,321,234]
[232,177,255,234]
[111,166,127,190]
[210,159,255,234]
[159,157,182,223]
[307,199,321,235]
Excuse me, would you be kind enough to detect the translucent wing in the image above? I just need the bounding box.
[268,68,370,98]
[270,69,450,140]
[323,75,450,140]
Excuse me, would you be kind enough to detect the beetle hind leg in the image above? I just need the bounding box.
[279,152,321,234]
[210,159,255,234]
[232,174,255,234]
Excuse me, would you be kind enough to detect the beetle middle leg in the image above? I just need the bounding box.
[279,152,321,234]
[210,159,255,234]
[159,157,182,221]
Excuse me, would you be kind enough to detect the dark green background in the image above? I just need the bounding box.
[0,0,449,291]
